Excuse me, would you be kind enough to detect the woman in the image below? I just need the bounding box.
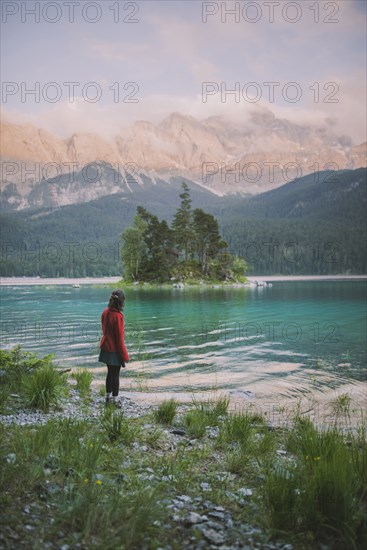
[99,289,129,406]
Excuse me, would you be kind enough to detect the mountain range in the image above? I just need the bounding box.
[1,108,366,212]
[1,109,365,276]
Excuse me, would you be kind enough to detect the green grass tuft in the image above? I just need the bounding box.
[153,398,178,425]
[72,369,93,397]
[100,407,140,445]
[263,417,367,545]
[21,364,68,412]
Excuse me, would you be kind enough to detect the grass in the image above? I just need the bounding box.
[330,392,352,417]
[225,447,251,475]
[0,348,366,549]
[182,394,230,438]
[0,345,54,390]
[72,369,93,397]
[153,398,178,425]
[57,483,165,549]
[262,417,367,546]
[183,409,208,438]
[0,346,57,411]
[219,412,254,447]
[1,400,366,549]
[100,407,141,445]
[22,364,69,412]
[0,347,68,412]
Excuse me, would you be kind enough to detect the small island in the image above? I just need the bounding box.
[120,183,247,285]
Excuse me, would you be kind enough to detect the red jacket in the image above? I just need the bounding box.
[100,307,129,362]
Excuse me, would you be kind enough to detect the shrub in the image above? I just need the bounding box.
[0,346,54,391]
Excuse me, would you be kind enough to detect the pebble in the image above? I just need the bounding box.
[237,488,253,497]
[216,472,236,482]
[208,511,226,521]
[46,483,61,495]
[6,453,16,464]
[205,520,223,530]
[0,390,152,427]
[171,428,186,436]
[184,511,204,525]
[161,474,176,482]
[201,527,225,544]
[177,494,191,502]
[206,426,219,438]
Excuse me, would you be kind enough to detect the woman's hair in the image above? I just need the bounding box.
[108,289,125,311]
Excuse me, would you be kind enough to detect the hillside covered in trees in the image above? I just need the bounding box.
[121,183,246,282]
[0,169,365,277]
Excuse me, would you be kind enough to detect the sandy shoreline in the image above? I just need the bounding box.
[91,379,367,431]
[0,276,121,286]
[1,275,366,286]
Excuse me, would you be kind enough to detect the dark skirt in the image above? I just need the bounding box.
[99,349,125,367]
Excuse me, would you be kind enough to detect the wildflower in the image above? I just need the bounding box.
[83,479,89,484]
[314,456,320,461]
[95,479,103,486]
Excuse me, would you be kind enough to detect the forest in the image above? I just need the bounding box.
[0,168,366,277]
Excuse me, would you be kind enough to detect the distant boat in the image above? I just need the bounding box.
[72,283,80,288]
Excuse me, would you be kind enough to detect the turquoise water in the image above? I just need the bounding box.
[0,282,366,394]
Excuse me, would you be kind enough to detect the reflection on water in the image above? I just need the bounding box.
[0,282,366,396]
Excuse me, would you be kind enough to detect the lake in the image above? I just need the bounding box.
[0,281,366,398]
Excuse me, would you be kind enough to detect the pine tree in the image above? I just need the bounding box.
[192,208,224,274]
[136,207,175,281]
[172,182,193,261]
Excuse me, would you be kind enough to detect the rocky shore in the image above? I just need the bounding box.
[2,384,364,550]
[1,275,366,286]
[1,389,298,550]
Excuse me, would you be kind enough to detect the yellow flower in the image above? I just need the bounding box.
[95,479,103,486]
[83,479,89,484]
[314,456,321,461]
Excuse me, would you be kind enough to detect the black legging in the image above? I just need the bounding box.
[106,364,121,396]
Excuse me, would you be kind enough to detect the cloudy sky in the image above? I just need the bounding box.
[1,0,366,142]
